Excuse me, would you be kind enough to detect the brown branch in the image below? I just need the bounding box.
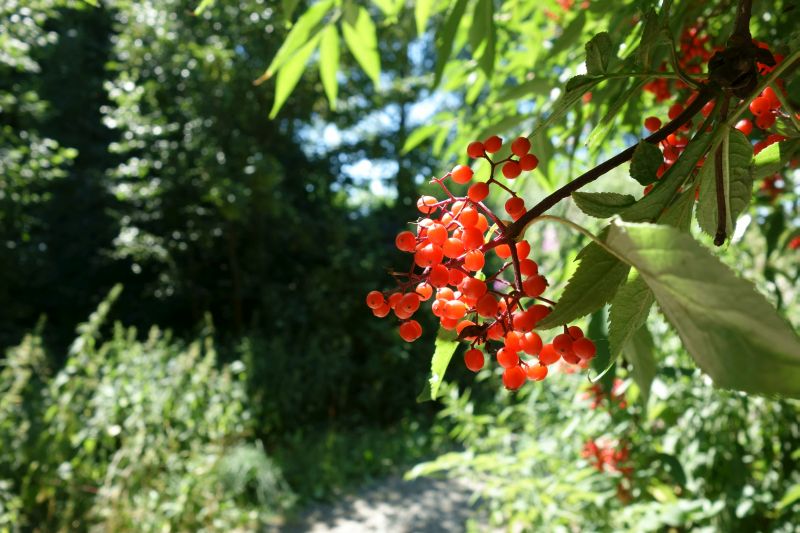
[501,85,716,242]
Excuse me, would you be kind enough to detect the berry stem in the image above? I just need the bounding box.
[502,85,716,241]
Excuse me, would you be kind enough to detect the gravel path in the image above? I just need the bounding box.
[276,476,482,533]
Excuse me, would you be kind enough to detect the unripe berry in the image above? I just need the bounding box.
[366,290,385,309]
[502,365,527,390]
[502,161,522,179]
[484,135,502,153]
[468,182,489,203]
[451,164,474,184]
[467,141,485,158]
[399,320,422,342]
[519,154,539,171]
[464,348,484,372]
[511,136,531,157]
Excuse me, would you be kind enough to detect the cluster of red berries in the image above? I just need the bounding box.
[581,438,632,475]
[581,378,627,410]
[367,136,597,390]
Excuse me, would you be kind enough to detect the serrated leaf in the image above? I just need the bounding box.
[605,220,800,396]
[751,139,800,180]
[402,124,440,154]
[587,80,647,149]
[572,192,636,218]
[585,32,615,75]
[434,0,469,86]
[269,34,320,118]
[415,0,434,35]
[341,5,381,86]
[656,188,695,231]
[630,140,663,186]
[537,238,630,330]
[417,329,459,402]
[608,273,653,361]
[696,129,753,239]
[257,0,334,84]
[528,75,602,141]
[623,325,657,406]
[319,25,339,110]
[621,132,712,221]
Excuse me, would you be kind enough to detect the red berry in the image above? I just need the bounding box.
[572,337,597,359]
[644,116,661,133]
[526,364,548,381]
[397,293,421,316]
[415,282,433,301]
[755,113,776,130]
[459,276,487,299]
[451,164,474,184]
[484,135,502,153]
[442,237,465,258]
[502,366,527,390]
[428,264,449,288]
[366,290,385,309]
[443,300,467,319]
[426,223,447,245]
[395,231,416,252]
[399,320,422,342]
[567,325,584,339]
[414,243,444,267]
[511,136,531,157]
[464,348,484,372]
[519,153,539,171]
[461,227,484,250]
[417,196,438,214]
[749,97,771,116]
[467,141,485,158]
[521,331,543,355]
[372,303,391,318]
[468,182,489,203]
[519,259,538,277]
[497,348,520,368]
[464,249,485,271]
[735,119,753,136]
[522,275,547,297]
[476,293,498,317]
[668,103,684,120]
[512,310,536,332]
[552,333,573,354]
[458,206,479,227]
[505,197,525,217]
[502,161,522,179]
[538,343,560,365]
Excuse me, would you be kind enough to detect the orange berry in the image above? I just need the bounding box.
[521,331,543,355]
[505,197,525,217]
[538,343,560,365]
[512,310,536,332]
[502,161,522,179]
[464,348,484,371]
[464,249,485,271]
[461,227,484,250]
[502,365,527,390]
[494,243,511,259]
[448,268,466,286]
[467,141,485,158]
[366,290,385,309]
[456,319,476,337]
[528,304,550,322]
[504,331,523,352]
[526,364,548,381]
[519,258,538,277]
[516,240,531,259]
[468,182,490,203]
[427,223,447,245]
[476,294,498,317]
[459,206,479,227]
[417,195,438,214]
[459,276,487,299]
[444,299,468,319]
[415,282,433,301]
[442,237,465,258]
[397,293,421,316]
[428,264,449,288]
[372,303,391,318]
[414,243,444,267]
[511,136,531,157]
[519,153,538,171]
[451,164,474,184]
[484,135,502,153]
[399,320,422,342]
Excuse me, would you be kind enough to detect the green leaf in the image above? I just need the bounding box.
[257,0,334,83]
[585,32,615,75]
[417,329,459,402]
[475,0,495,77]
[621,132,712,221]
[434,0,470,86]
[269,34,321,119]
[586,80,647,149]
[629,140,663,186]
[588,308,615,394]
[751,139,800,181]
[402,124,440,154]
[656,187,695,231]
[372,0,403,17]
[623,326,657,406]
[193,0,214,15]
[341,5,381,86]
[636,8,663,70]
[537,238,630,330]
[608,273,653,361]
[528,75,602,141]
[605,221,800,396]
[777,484,800,511]
[572,192,636,218]
[319,25,339,110]
[495,78,551,102]
[696,129,753,240]
[549,11,586,57]
[282,0,302,20]
[415,0,434,35]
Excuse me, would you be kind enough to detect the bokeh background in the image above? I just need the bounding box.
[1,0,799,531]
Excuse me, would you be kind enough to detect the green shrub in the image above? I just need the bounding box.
[0,287,294,531]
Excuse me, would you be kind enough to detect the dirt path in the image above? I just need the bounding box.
[276,476,482,533]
